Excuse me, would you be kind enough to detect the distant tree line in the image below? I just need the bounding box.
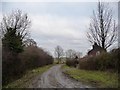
[1,10,53,86]
[54,45,82,65]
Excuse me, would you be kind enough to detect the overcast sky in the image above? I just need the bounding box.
[0,0,118,56]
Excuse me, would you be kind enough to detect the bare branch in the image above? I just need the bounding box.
[0,10,31,41]
[87,2,117,50]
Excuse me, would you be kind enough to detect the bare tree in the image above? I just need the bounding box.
[0,10,31,40]
[87,2,117,50]
[65,49,76,59]
[66,49,82,59]
[54,45,64,63]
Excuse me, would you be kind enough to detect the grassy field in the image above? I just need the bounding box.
[4,65,53,88]
[62,65,118,88]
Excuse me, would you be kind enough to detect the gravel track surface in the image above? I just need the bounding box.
[29,64,92,88]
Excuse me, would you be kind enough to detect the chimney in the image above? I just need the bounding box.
[93,42,98,49]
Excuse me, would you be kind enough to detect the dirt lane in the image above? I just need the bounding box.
[29,64,92,88]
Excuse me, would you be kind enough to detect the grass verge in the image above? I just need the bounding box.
[4,65,53,88]
[62,65,118,88]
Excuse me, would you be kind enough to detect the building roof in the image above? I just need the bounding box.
[88,43,104,56]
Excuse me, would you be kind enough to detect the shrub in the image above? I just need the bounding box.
[79,57,97,70]
[2,51,24,85]
[79,48,119,72]
[2,46,53,86]
[95,52,118,71]
[19,46,53,69]
[66,58,78,67]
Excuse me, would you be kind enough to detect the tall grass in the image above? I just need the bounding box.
[62,65,118,88]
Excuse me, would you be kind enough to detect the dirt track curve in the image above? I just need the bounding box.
[29,64,92,88]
